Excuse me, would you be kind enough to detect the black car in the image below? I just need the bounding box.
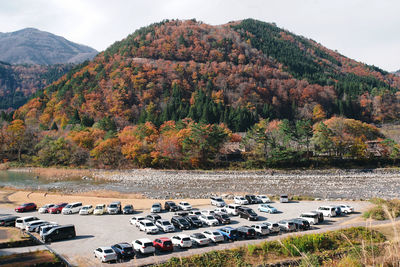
[236,226,256,239]
[164,201,179,212]
[111,242,135,260]
[123,205,134,214]
[42,225,76,243]
[174,211,189,217]
[146,214,162,222]
[0,215,19,227]
[185,215,203,228]
[237,207,258,221]
[289,218,311,231]
[171,216,191,230]
[214,213,231,224]
[245,195,259,204]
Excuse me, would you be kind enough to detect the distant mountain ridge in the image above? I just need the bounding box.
[0,28,98,65]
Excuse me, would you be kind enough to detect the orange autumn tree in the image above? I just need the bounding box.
[68,128,106,150]
[5,120,27,161]
[90,138,122,168]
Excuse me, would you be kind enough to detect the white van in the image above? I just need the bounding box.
[15,216,39,229]
[62,202,83,214]
[299,213,319,225]
[280,195,289,203]
[226,204,241,216]
[317,206,337,217]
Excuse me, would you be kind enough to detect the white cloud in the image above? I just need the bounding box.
[0,0,399,71]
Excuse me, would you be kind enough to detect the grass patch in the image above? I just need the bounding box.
[0,227,39,248]
[363,198,400,220]
[0,250,63,267]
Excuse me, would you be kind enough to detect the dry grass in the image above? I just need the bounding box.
[0,227,26,243]
[0,250,60,267]
[7,167,93,179]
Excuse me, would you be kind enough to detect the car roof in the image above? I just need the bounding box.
[142,219,153,223]
[136,238,152,242]
[68,202,82,205]
[176,234,190,238]
[116,242,132,248]
[20,216,37,220]
[82,205,92,208]
[98,246,113,250]
[159,237,171,241]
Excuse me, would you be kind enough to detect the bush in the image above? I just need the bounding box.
[363,199,400,220]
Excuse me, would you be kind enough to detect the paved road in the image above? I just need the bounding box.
[0,200,370,266]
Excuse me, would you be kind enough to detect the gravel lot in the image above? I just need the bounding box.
[0,200,370,266]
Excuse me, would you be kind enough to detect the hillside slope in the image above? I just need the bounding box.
[16,19,400,131]
[0,28,98,65]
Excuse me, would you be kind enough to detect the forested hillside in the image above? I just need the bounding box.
[1,19,400,169]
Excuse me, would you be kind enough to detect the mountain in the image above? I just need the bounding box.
[16,19,400,131]
[0,28,98,65]
[0,61,72,109]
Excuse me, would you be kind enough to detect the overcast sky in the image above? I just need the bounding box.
[0,0,399,71]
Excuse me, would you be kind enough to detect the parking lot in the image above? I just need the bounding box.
[0,200,370,266]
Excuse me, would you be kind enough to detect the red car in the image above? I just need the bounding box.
[48,203,68,214]
[15,203,37,212]
[153,237,173,252]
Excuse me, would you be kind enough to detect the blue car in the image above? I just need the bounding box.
[258,204,278,213]
[217,227,238,241]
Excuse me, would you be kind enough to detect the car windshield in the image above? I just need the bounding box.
[65,205,71,208]
[260,226,267,229]
[221,214,229,219]
[125,205,132,209]
[182,203,189,206]
[104,249,114,254]
[145,222,154,226]
[206,216,214,220]
[178,219,187,224]
[95,205,103,209]
[231,230,237,235]
[164,241,172,246]
[82,207,89,210]
[109,204,118,208]
[152,204,160,207]
[143,242,153,247]
[162,221,171,225]
[249,210,257,215]
[212,231,221,235]
[124,247,133,252]
[182,237,190,241]
[22,203,30,207]
[195,234,206,238]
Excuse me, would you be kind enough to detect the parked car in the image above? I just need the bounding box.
[310,211,324,223]
[317,206,337,217]
[200,210,215,216]
[288,218,310,231]
[339,204,354,214]
[185,215,203,228]
[151,203,162,213]
[237,207,258,221]
[171,234,192,248]
[214,213,231,224]
[245,194,259,204]
[15,216,39,229]
[214,207,228,214]
[190,233,210,246]
[226,204,241,216]
[94,247,118,263]
[171,216,191,230]
[42,225,76,243]
[48,203,67,214]
[153,237,173,252]
[217,227,238,241]
[277,220,296,232]
[203,230,224,243]
[210,196,226,207]
[138,220,159,234]
[178,202,192,211]
[155,219,175,232]
[280,195,289,203]
[38,204,55,214]
[258,204,278,213]
[174,210,189,217]
[251,224,270,236]
[299,212,319,225]
[0,215,19,227]
[39,224,59,238]
[132,238,155,255]
[146,214,162,223]
[188,210,201,216]
[107,201,121,214]
[79,205,94,215]
[15,203,37,212]
[256,195,271,203]
[199,214,219,226]
[261,222,280,234]
[62,202,82,214]
[123,204,134,214]
[164,201,179,212]
[111,242,135,260]
[237,226,257,239]
[93,204,106,215]
[234,196,248,205]
[25,220,48,232]
[130,216,146,227]
[330,205,342,216]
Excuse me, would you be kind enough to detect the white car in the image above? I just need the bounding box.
[299,212,319,225]
[155,219,175,232]
[15,216,39,230]
[178,202,192,211]
[62,202,82,214]
[190,233,210,246]
[107,201,121,214]
[234,196,248,205]
[256,195,271,203]
[199,215,219,226]
[79,205,94,215]
[214,207,228,214]
[38,204,55,214]
[130,216,146,227]
[171,234,192,248]
[318,206,337,217]
[189,210,201,216]
[261,221,280,234]
[138,220,159,234]
[151,203,162,213]
[226,204,241,216]
[93,204,106,215]
[94,246,118,263]
[200,210,215,216]
[210,197,226,207]
[132,238,155,254]
[339,204,354,214]
[251,224,270,236]
[202,230,224,243]
[25,220,48,232]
